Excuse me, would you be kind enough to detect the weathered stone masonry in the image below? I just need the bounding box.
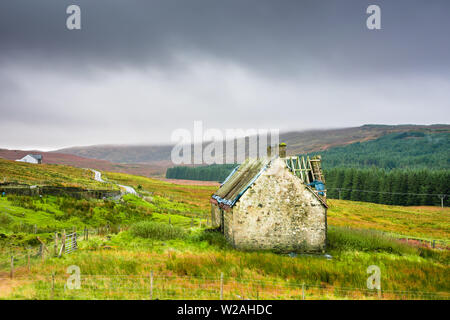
[211,157,327,253]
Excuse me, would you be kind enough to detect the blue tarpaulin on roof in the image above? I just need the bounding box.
[308,180,325,196]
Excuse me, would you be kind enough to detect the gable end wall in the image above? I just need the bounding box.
[226,158,327,252]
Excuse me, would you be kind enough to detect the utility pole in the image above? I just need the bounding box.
[438,195,446,208]
[337,188,342,200]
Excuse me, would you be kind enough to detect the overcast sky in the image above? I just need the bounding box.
[0,0,449,150]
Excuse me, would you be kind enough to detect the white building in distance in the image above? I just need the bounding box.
[16,154,43,164]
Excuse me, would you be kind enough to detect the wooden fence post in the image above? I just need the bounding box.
[150,271,154,300]
[27,248,30,271]
[51,272,55,299]
[302,283,305,300]
[54,232,58,257]
[40,244,45,263]
[58,230,66,258]
[10,255,14,279]
[220,272,224,300]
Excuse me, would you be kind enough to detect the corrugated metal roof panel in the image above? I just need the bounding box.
[213,158,270,207]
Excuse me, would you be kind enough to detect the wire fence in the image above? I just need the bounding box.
[1,206,448,300]
[1,273,449,300]
[1,219,448,281]
[0,225,119,274]
[1,229,448,300]
[328,188,448,197]
[327,188,448,207]
[0,218,216,275]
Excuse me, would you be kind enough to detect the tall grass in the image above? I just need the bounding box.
[130,221,186,240]
[190,229,232,249]
[327,226,417,255]
[327,199,450,240]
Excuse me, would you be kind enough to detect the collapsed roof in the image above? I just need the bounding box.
[211,156,327,210]
[211,158,270,209]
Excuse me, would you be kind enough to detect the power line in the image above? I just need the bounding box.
[328,187,448,197]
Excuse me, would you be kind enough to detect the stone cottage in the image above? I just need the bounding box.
[210,145,327,253]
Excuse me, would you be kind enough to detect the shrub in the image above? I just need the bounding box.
[191,230,231,249]
[0,213,13,226]
[130,221,186,240]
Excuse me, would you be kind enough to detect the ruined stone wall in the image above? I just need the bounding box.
[230,158,326,252]
[211,204,222,228]
[223,209,234,244]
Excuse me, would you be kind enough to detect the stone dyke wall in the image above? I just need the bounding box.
[0,184,121,199]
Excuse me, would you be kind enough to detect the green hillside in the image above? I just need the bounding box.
[166,131,450,182]
[325,168,449,207]
[0,158,117,190]
[307,131,450,170]
[166,164,236,182]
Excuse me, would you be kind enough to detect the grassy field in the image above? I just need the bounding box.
[0,158,117,190]
[1,224,448,300]
[327,200,450,240]
[0,168,449,300]
[105,171,215,212]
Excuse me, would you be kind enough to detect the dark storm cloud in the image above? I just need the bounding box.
[0,0,449,150]
[1,0,449,76]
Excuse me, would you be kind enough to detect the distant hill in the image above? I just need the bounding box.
[165,130,450,207]
[306,131,450,170]
[166,129,450,182]
[56,144,174,164]
[0,149,170,178]
[56,124,450,164]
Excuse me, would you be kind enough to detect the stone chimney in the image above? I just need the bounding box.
[267,145,273,158]
[279,143,287,158]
